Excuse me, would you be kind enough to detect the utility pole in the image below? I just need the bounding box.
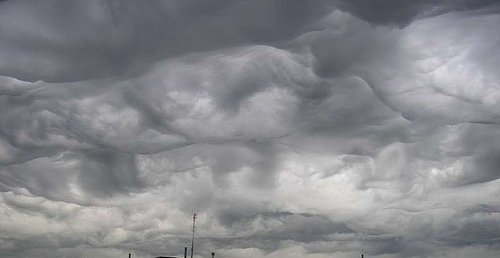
[191,212,197,258]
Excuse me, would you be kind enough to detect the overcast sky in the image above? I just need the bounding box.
[1,1,500,257]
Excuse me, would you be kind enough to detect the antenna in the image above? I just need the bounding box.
[190,212,197,258]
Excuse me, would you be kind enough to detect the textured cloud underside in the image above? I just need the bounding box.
[1,1,500,258]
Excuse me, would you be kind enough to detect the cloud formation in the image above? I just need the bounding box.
[1,0,500,257]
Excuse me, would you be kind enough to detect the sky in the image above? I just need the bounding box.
[1,0,500,257]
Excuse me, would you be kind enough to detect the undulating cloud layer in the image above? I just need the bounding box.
[1,1,500,257]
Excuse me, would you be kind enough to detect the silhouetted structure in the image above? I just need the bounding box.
[211,251,215,258]
[191,213,197,258]
[153,215,200,258]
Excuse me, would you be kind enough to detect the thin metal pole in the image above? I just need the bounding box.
[190,212,197,258]
[184,246,188,258]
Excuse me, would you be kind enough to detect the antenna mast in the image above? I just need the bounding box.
[190,212,197,258]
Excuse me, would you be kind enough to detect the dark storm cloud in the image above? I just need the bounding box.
[1,1,500,258]
[0,0,335,82]
[336,0,500,26]
[3,0,493,82]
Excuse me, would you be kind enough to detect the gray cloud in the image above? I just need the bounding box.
[335,0,500,26]
[0,0,335,82]
[1,1,500,258]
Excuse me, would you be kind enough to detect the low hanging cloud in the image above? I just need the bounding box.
[1,1,500,258]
